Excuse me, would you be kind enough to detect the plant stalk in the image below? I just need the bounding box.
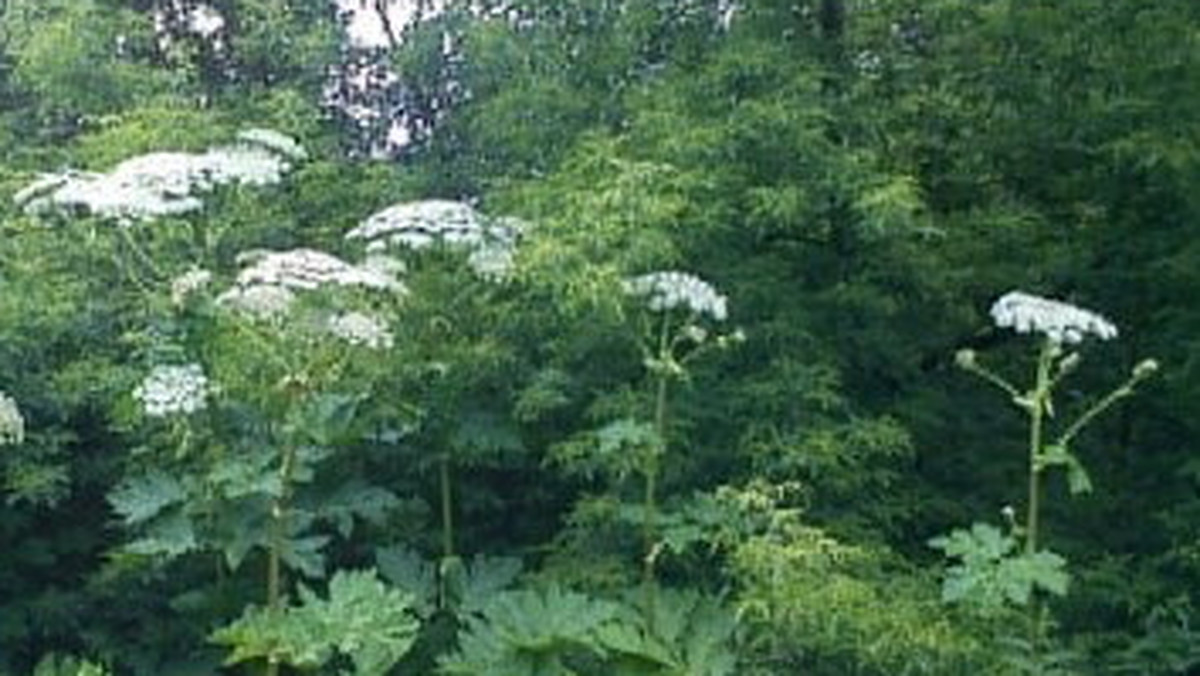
[1025,341,1055,657]
[643,312,672,628]
[440,454,454,560]
[1025,342,1053,555]
[265,443,296,676]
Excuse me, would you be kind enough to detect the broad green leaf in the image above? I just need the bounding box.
[125,511,198,559]
[376,544,438,616]
[212,569,419,673]
[108,471,187,526]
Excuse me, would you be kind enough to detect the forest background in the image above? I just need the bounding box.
[0,0,1197,673]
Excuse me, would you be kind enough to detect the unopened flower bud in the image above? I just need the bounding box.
[718,327,747,349]
[1132,358,1159,380]
[955,349,977,370]
[682,325,708,344]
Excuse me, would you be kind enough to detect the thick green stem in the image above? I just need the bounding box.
[1025,342,1055,657]
[1025,342,1053,555]
[265,443,296,676]
[643,312,672,628]
[440,454,454,560]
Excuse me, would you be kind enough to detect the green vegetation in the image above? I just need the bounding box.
[0,1,1196,673]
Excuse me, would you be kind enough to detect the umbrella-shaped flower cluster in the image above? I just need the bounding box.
[217,248,402,350]
[327,311,395,350]
[14,129,305,223]
[133,364,210,417]
[625,271,729,322]
[990,291,1118,345]
[346,200,524,280]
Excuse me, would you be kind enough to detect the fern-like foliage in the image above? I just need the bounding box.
[210,569,420,674]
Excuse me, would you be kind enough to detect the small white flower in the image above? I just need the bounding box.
[186,4,225,37]
[327,311,394,349]
[0,392,25,445]
[467,244,515,281]
[171,267,213,306]
[625,271,729,321]
[133,364,210,417]
[215,284,296,321]
[990,291,1117,345]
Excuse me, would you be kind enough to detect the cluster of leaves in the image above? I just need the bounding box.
[443,586,737,676]
[211,570,420,674]
[929,523,1070,613]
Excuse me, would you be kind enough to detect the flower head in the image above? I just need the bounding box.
[15,129,304,223]
[171,267,213,306]
[346,200,525,280]
[133,364,210,417]
[215,284,297,321]
[0,392,25,445]
[625,271,728,321]
[990,291,1117,345]
[234,248,404,292]
[327,311,394,349]
[347,200,484,247]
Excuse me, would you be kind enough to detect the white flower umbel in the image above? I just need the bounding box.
[346,200,524,279]
[15,130,305,223]
[215,284,297,321]
[467,244,516,282]
[134,364,210,417]
[171,267,213,306]
[234,248,405,293]
[347,200,487,248]
[335,0,447,50]
[990,291,1118,345]
[625,271,729,321]
[327,311,394,349]
[186,3,225,37]
[0,392,24,445]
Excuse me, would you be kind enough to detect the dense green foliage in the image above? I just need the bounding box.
[1,0,1197,673]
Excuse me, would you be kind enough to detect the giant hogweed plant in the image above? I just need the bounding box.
[932,291,1158,656]
[115,248,417,674]
[12,129,423,672]
[554,270,742,626]
[342,198,528,605]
